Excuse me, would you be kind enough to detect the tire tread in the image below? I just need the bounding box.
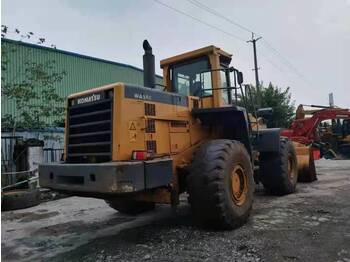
[187,139,254,229]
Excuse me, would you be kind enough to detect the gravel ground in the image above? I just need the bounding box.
[2,159,350,262]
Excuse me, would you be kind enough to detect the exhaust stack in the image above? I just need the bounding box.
[143,40,155,88]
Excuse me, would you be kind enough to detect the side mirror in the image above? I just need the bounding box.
[257,107,273,118]
[237,72,244,85]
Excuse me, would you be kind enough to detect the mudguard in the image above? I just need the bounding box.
[192,106,252,155]
[256,128,282,153]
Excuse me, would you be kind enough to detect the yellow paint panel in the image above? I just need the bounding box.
[154,121,170,154]
[114,87,146,160]
[160,45,232,68]
[201,96,213,108]
[170,133,191,153]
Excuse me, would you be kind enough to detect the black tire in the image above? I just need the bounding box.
[2,189,41,211]
[260,139,298,195]
[187,139,254,230]
[105,199,155,215]
[339,144,350,158]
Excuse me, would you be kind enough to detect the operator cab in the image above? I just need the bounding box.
[160,45,245,108]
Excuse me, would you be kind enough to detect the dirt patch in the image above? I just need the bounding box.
[2,211,60,223]
[33,217,133,237]
[39,189,69,203]
[1,244,22,261]
[48,163,350,262]
[2,160,350,262]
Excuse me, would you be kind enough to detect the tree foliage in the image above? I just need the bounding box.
[243,82,295,128]
[1,25,66,131]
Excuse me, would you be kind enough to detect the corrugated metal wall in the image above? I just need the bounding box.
[1,39,163,127]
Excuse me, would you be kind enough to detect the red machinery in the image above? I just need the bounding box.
[282,105,350,145]
[281,105,350,182]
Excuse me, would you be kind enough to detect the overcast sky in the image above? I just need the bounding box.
[2,0,350,107]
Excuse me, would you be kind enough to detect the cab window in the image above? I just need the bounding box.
[220,67,231,104]
[171,58,212,97]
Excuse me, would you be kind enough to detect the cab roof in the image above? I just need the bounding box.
[160,45,232,68]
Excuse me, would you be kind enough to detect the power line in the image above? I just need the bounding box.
[183,0,312,86]
[153,0,246,42]
[185,0,256,36]
[154,0,296,84]
[260,39,312,85]
[259,52,285,73]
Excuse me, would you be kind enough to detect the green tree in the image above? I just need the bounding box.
[1,25,66,131]
[243,82,295,128]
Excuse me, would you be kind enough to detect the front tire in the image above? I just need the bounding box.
[260,139,298,195]
[187,139,254,230]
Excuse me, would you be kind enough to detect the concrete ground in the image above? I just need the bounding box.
[2,160,350,262]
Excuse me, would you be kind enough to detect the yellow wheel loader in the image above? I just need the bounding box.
[39,40,299,229]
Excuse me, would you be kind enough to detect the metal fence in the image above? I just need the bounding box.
[1,136,63,188]
[43,148,63,163]
[1,136,22,174]
[1,137,63,167]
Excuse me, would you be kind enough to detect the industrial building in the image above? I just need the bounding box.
[1,38,163,128]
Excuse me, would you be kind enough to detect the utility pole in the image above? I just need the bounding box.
[247,33,262,108]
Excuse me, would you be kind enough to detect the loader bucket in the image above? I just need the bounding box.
[293,142,317,182]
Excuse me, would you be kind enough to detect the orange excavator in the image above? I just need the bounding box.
[282,104,350,181]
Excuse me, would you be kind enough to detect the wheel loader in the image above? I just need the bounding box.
[39,40,310,229]
[282,104,350,180]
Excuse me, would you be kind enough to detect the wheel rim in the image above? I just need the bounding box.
[288,153,295,182]
[230,164,248,206]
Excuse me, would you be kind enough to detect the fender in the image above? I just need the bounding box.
[255,128,282,153]
[192,106,252,155]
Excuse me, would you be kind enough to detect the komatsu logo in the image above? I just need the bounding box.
[77,93,101,105]
[134,93,152,100]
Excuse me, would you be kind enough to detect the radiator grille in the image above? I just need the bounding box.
[145,103,156,116]
[67,90,113,163]
[170,121,188,128]
[146,119,156,133]
[146,140,157,153]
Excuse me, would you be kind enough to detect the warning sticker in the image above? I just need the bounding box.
[129,131,137,142]
[129,121,137,130]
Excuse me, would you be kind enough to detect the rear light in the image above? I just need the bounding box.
[131,150,153,160]
[312,148,321,160]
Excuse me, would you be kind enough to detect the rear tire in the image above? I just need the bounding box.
[2,189,41,211]
[187,139,254,230]
[339,144,350,159]
[105,199,155,215]
[260,139,298,195]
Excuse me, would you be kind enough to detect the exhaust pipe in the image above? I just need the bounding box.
[143,40,155,88]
